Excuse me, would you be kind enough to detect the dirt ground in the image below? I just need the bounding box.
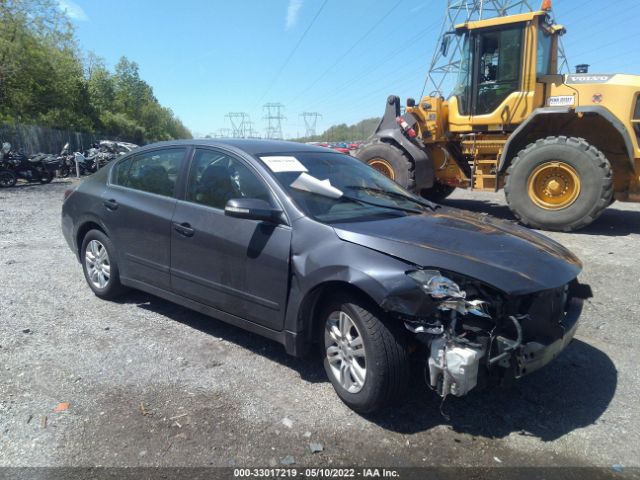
[0,179,638,475]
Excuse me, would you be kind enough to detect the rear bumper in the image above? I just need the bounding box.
[515,297,583,377]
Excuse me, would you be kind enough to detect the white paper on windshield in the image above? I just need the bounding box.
[290,172,343,199]
[260,156,308,173]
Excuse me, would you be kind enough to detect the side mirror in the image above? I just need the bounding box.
[224,198,282,223]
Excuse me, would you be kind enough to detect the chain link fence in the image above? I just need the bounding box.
[0,123,122,155]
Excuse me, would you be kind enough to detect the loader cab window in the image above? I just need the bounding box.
[452,33,473,115]
[453,25,524,116]
[475,26,523,114]
[537,27,553,76]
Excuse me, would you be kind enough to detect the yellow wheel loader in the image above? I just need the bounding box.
[357,8,640,231]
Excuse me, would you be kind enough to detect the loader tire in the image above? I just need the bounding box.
[504,136,612,232]
[420,183,455,202]
[357,143,415,191]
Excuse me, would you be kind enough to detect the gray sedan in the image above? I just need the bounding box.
[62,139,591,413]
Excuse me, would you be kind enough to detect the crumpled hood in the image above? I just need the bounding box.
[332,207,582,295]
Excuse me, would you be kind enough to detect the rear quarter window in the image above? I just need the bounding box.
[111,148,187,197]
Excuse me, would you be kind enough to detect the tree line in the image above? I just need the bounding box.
[0,0,191,145]
[294,117,380,143]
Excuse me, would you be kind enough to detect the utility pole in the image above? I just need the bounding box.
[225,112,252,138]
[263,103,286,140]
[423,0,569,97]
[300,112,322,138]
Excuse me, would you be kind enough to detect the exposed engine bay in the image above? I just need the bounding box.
[397,269,591,398]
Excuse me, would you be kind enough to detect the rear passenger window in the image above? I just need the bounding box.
[186,149,273,210]
[112,157,133,185]
[114,148,186,197]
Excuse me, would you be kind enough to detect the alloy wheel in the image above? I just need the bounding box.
[324,310,367,393]
[85,239,111,289]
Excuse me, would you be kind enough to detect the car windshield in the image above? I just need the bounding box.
[258,152,434,223]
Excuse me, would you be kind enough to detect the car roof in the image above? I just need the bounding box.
[133,138,335,156]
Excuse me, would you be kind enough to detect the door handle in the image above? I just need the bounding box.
[173,222,195,237]
[103,199,118,210]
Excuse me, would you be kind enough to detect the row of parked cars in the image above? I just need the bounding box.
[306,141,363,154]
[0,140,138,188]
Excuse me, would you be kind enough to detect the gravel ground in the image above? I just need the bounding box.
[0,179,639,474]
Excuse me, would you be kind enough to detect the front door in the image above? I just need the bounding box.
[170,148,291,331]
[101,147,187,290]
[450,23,525,126]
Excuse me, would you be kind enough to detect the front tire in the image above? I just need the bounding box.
[321,293,410,414]
[357,143,415,191]
[0,169,17,188]
[81,230,127,299]
[505,136,612,231]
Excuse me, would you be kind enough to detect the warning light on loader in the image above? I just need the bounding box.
[541,0,552,11]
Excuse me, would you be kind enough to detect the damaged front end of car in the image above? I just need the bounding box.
[381,269,592,398]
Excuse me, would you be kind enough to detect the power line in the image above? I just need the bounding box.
[289,19,440,113]
[255,0,329,106]
[287,0,405,105]
[570,30,640,59]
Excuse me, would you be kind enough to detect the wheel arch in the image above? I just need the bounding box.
[296,280,383,354]
[500,107,635,177]
[75,218,108,259]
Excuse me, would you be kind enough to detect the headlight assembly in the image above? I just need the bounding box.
[406,269,491,318]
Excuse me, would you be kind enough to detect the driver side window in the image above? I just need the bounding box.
[186,149,273,210]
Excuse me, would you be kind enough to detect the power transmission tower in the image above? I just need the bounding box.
[300,112,322,138]
[225,112,252,138]
[245,120,261,139]
[218,128,232,138]
[263,103,286,140]
[423,0,569,97]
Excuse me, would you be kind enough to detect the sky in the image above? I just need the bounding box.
[60,0,640,138]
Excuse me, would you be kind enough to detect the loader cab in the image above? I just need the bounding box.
[448,11,562,132]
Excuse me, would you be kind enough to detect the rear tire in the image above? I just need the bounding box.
[320,293,410,414]
[420,183,455,202]
[504,136,612,231]
[0,169,17,188]
[81,230,127,299]
[39,170,54,184]
[58,166,71,178]
[357,142,415,191]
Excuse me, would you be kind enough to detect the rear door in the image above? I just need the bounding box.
[169,148,291,331]
[102,147,188,290]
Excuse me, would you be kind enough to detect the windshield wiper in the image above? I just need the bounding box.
[340,194,424,214]
[343,186,437,210]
